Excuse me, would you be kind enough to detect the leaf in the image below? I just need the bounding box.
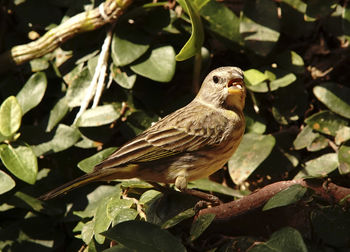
[106,197,134,221]
[33,124,81,156]
[112,208,138,226]
[14,191,44,212]
[81,220,94,244]
[30,58,50,72]
[78,147,118,173]
[0,144,37,184]
[338,141,350,175]
[247,70,296,93]
[0,169,15,195]
[176,0,204,61]
[161,208,196,229]
[249,227,307,252]
[102,221,186,252]
[77,105,121,127]
[293,125,319,150]
[46,96,69,132]
[313,82,350,119]
[335,126,350,145]
[263,184,307,211]
[190,213,215,241]
[306,134,328,152]
[0,96,22,137]
[130,45,176,83]
[276,50,304,74]
[229,133,275,184]
[188,178,244,197]
[94,196,113,244]
[305,110,348,136]
[240,0,280,56]
[111,23,151,66]
[244,69,268,86]
[194,0,240,43]
[110,65,137,89]
[294,153,339,179]
[16,72,47,114]
[66,67,92,107]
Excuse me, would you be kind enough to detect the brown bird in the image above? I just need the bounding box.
[40,66,246,200]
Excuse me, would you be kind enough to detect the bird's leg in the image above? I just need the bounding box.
[175,176,222,206]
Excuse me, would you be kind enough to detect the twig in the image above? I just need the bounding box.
[0,0,133,74]
[73,23,115,124]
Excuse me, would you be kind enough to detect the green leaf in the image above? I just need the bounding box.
[276,50,304,74]
[161,208,195,229]
[313,82,350,119]
[81,220,94,244]
[338,141,350,175]
[130,45,176,82]
[247,70,296,93]
[111,23,151,66]
[112,208,138,226]
[0,144,37,184]
[77,105,121,127]
[335,126,350,145]
[110,65,137,89]
[94,196,113,244]
[305,110,348,136]
[33,124,81,156]
[190,213,215,241]
[249,227,307,252]
[194,0,240,43]
[229,133,275,184]
[102,221,186,252]
[106,197,134,221]
[244,69,268,86]
[30,58,50,72]
[188,178,244,197]
[0,169,15,195]
[263,184,307,211]
[66,67,92,107]
[295,153,339,179]
[306,134,328,152]
[293,125,319,150]
[78,147,118,173]
[14,191,44,212]
[46,96,69,132]
[240,0,280,56]
[0,96,22,137]
[176,0,204,61]
[16,72,47,114]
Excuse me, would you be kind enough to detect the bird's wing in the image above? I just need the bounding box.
[94,103,227,171]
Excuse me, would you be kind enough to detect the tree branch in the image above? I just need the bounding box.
[0,0,133,74]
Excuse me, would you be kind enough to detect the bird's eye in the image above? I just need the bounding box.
[213,76,219,84]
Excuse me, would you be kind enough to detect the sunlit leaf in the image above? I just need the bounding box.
[66,67,92,107]
[229,133,275,184]
[78,147,117,173]
[305,110,348,136]
[46,96,69,132]
[0,96,22,137]
[0,144,37,184]
[130,46,176,82]
[176,0,204,61]
[313,82,350,119]
[110,65,137,89]
[295,153,339,179]
[77,105,121,127]
[338,141,350,175]
[0,170,15,195]
[16,72,47,114]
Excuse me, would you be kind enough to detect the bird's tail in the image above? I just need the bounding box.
[38,166,135,200]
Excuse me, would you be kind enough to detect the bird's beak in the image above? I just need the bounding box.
[227,78,244,95]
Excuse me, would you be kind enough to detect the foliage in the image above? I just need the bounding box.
[0,0,350,251]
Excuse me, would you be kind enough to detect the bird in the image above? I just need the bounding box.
[39,66,246,200]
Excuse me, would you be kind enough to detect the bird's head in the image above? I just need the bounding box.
[196,67,246,112]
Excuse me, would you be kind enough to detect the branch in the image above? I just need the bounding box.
[0,0,133,74]
[198,179,350,220]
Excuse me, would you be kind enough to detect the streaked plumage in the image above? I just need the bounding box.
[40,66,246,200]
